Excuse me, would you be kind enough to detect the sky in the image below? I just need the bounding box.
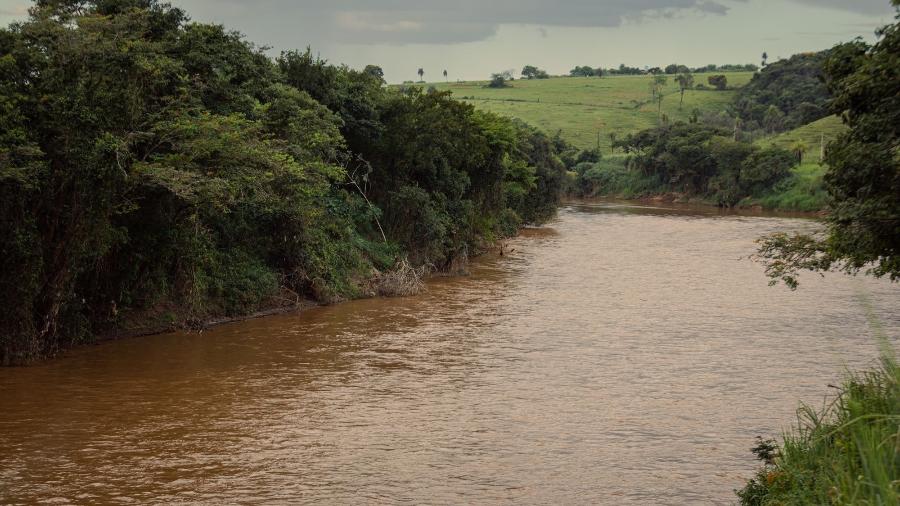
[0,0,895,83]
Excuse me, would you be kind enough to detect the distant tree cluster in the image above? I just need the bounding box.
[569,65,601,77]
[521,65,550,79]
[600,62,757,77]
[665,64,690,75]
[673,63,759,73]
[605,64,645,75]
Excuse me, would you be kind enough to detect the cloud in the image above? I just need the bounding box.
[177,0,733,45]
[787,0,896,16]
[697,1,731,15]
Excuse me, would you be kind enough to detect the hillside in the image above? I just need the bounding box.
[755,115,847,164]
[427,72,755,150]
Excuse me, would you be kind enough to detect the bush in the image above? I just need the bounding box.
[708,74,728,90]
[487,74,511,88]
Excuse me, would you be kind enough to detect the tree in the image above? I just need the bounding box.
[364,65,384,81]
[656,93,666,124]
[569,65,596,77]
[733,50,831,132]
[417,67,424,82]
[790,140,808,165]
[708,74,728,90]
[757,2,900,287]
[487,73,509,88]
[608,132,617,154]
[443,69,448,81]
[761,52,768,68]
[763,105,785,133]
[649,74,668,101]
[675,72,694,108]
[522,65,549,79]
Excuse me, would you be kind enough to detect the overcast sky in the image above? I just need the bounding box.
[0,0,895,82]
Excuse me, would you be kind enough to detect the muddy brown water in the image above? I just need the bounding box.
[1,201,898,505]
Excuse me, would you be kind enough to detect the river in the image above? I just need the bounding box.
[1,201,898,505]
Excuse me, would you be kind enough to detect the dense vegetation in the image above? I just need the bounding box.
[0,0,567,364]
[734,51,832,133]
[568,124,798,207]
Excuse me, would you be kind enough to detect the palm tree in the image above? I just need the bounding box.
[443,69,448,82]
[791,140,809,165]
[417,68,424,82]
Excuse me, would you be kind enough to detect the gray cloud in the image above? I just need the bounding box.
[177,0,733,45]
[697,1,731,15]
[788,0,896,16]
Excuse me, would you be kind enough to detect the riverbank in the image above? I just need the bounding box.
[566,133,829,214]
[78,242,496,361]
[567,196,825,219]
[635,192,826,216]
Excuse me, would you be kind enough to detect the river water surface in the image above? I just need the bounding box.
[2,201,898,505]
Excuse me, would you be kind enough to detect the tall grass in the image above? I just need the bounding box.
[737,353,900,505]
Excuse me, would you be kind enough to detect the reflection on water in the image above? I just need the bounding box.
[1,201,897,505]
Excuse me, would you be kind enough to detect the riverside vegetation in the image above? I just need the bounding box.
[0,0,567,364]
[741,2,900,502]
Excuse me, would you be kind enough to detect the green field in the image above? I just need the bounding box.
[426,72,755,151]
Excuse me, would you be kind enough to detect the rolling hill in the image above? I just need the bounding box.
[426,72,755,151]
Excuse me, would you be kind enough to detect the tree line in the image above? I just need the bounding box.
[0,0,568,364]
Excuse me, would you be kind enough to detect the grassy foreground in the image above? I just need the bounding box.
[738,355,899,505]
[427,73,755,151]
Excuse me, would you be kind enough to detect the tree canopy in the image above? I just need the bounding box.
[734,51,831,132]
[0,0,568,363]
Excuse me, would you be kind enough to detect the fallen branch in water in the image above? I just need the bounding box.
[376,258,427,297]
